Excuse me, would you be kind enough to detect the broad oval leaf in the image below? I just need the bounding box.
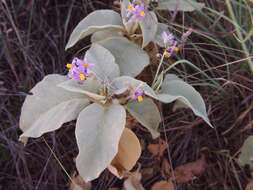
[157,0,205,12]
[19,74,89,142]
[108,128,141,178]
[58,78,105,102]
[98,37,150,77]
[126,98,161,138]
[91,29,123,43]
[239,135,253,168]
[111,76,158,99]
[157,75,212,127]
[75,103,126,181]
[65,10,124,50]
[85,43,120,80]
[140,11,158,48]
[20,98,89,143]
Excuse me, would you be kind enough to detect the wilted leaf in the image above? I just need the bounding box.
[173,154,207,183]
[75,103,126,181]
[123,170,145,190]
[91,29,123,43]
[108,128,141,177]
[151,180,174,190]
[139,11,158,48]
[157,0,205,12]
[19,74,89,143]
[158,74,212,127]
[85,43,120,80]
[147,139,167,157]
[239,135,253,168]
[98,37,150,77]
[126,98,161,138]
[65,10,124,49]
[68,174,92,190]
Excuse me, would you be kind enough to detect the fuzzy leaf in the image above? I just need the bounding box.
[157,0,205,12]
[158,75,212,127]
[126,98,161,138]
[98,37,150,77]
[140,11,158,48]
[75,103,126,181]
[86,43,120,80]
[108,128,141,178]
[239,135,253,168]
[65,10,124,50]
[91,29,123,43]
[58,78,105,102]
[19,74,89,142]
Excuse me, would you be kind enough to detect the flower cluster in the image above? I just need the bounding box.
[162,29,192,58]
[66,57,93,82]
[126,1,146,21]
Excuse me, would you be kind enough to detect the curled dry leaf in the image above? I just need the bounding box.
[68,174,91,190]
[108,128,141,178]
[151,180,175,190]
[147,139,167,158]
[123,170,145,190]
[173,154,207,183]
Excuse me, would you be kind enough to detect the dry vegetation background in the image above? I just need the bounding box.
[0,0,253,190]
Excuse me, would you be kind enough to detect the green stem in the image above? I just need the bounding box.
[225,0,253,74]
[152,51,166,88]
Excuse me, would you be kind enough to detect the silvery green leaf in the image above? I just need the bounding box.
[154,23,170,47]
[86,43,120,80]
[126,98,161,138]
[91,29,123,43]
[19,74,89,142]
[75,103,126,181]
[239,135,253,168]
[111,76,157,99]
[157,0,205,12]
[139,11,158,48]
[121,0,130,22]
[58,78,105,102]
[98,37,150,77]
[20,98,89,143]
[158,75,212,127]
[65,10,124,50]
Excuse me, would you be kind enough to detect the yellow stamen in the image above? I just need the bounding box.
[83,63,89,68]
[164,51,171,58]
[174,47,180,52]
[128,4,134,11]
[79,73,86,81]
[137,96,143,102]
[139,11,145,17]
[66,63,72,69]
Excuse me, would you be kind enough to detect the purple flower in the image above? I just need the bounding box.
[66,57,93,82]
[164,41,179,58]
[132,87,144,102]
[126,2,146,21]
[162,31,175,46]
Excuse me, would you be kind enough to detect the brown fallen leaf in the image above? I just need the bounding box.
[151,180,175,190]
[173,154,207,183]
[68,173,91,190]
[245,172,253,190]
[123,167,145,190]
[108,128,141,178]
[148,139,167,158]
